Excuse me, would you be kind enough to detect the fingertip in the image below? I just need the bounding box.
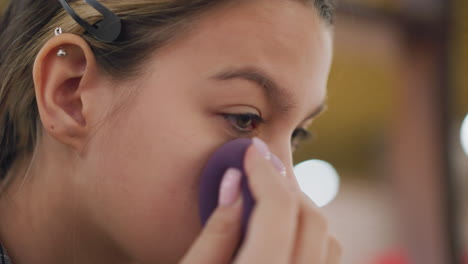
[218,168,242,207]
[252,137,271,160]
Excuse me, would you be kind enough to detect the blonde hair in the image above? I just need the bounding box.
[0,0,333,184]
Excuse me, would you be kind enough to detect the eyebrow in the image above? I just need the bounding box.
[211,67,326,123]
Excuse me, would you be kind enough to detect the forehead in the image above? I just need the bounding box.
[153,0,333,114]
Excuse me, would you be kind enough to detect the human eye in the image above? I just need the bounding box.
[222,113,313,151]
[291,127,313,152]
[221,113,266,137]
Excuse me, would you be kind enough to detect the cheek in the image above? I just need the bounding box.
[81,87,220,260]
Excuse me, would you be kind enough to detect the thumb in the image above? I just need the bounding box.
[180,168,243,264]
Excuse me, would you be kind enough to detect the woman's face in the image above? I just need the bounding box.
[80,0,332,262]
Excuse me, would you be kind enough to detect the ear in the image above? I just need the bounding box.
[33,33,108,152]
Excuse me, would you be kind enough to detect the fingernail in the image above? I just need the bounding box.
[252,137,271,160]
[218,168,242,207]
[270,153,287,176]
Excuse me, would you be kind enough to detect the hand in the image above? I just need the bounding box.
[180,138,342,264]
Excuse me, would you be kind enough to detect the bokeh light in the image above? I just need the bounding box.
[293,159,340,207]
[461,114,468,156]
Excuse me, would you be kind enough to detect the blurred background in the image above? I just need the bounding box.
[291,0,467,263]
[0,0,466,263]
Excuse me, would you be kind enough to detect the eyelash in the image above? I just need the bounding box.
[221,113,312,150]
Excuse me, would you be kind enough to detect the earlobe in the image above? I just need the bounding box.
[33,33,100,151]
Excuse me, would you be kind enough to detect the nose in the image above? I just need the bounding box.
[284,160,300,188]
[266,139,300,187]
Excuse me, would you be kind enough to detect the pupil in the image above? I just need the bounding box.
[238,116,252,128]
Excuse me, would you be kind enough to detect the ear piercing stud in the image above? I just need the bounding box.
[54,27,68,57]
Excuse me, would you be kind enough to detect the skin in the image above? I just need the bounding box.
[0,0,338,263]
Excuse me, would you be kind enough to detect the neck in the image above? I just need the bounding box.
[0,138,132,264]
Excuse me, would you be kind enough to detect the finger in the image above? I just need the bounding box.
[243,138,293,203]
[292,192,329,264]
[235,141,298,263]
[180,168,243,264]
[324,236,342,264]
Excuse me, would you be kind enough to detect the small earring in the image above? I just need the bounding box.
[54,27,67,57]
[57,48,68,57]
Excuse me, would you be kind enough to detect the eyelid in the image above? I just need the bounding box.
[221,105,262,116]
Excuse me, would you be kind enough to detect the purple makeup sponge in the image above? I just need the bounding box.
[199,138,255,243]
